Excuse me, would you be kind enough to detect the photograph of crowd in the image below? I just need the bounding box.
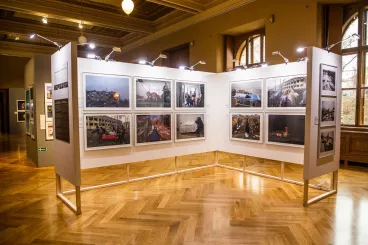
[136,114,171,145]
[84,74,130,109]
[136,78,171,108]
[176,82,205,108]
[319,128,335,158]
[85,114,131,150]
[320,64,337,96]
[176,114,205,141]
[231,80,262,108]
[268,114,305,146]
[266,76,307,108]
[231,113,261,142]
[320,97,336,127]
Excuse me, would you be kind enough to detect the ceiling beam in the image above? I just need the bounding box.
[146,0,204,14]
[0,40,56,57]
[0,0,155,34]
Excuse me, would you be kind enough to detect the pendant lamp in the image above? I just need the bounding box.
[122,0,134,15]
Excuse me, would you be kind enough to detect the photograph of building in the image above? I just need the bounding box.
[136,78,171,108]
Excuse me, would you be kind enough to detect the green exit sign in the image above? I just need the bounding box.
[38,147,47,152]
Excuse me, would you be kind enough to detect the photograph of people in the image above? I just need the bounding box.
[176,114,205,141]
[136,78,171,108]
[319,129,335,158]
[176,82,205,108]
[136,114,171,144]
[231,80,262,108]
[231,114,261,142]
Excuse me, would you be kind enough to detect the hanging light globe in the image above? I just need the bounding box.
[122,0,134,15]
[78,35,87,45]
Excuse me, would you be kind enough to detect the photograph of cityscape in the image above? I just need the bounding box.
[231,80,262,108]
[267,114,305,146]
[136,114,172,145]
[266,75,307,108]
[231,113,261,142]
[84,74,130,109]
[135,78,172,109]
[319,128,335,158]
[320,97,336,127]
[85,114,131,150]
[176,114,205,141]
[176,82,205,108]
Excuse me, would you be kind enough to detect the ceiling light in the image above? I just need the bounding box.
[15,36,19,41]
[122,0,134,15]
[42,17,48,24]
[296,47,306,53]
[138,59,147,65]
[30,34,36,39]
[87,53,96,59]
[89,43,96,49]
[78,35,87,45]
[79,22,84,29]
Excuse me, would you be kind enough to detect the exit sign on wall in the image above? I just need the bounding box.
[38,147,47,152]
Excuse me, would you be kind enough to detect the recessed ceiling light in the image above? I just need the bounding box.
[15,36,19,41]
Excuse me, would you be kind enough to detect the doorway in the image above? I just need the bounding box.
[0,89,10,134]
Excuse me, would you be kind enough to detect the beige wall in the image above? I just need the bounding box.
[0,55,30,88]
[121,0,321,73]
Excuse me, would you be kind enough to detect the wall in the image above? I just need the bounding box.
[0,55,30,88]
[8,88,25,134]
[120,0,320,72]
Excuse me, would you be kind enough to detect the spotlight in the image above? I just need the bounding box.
[30,34,36,39]
[29,33,62,50]
[79,22,83,29]
[325,33,360,52]
[15,36,19,41]
[272,51,289,64]
[104,47,121,62]
[88,43,96,49]
[42,17,48,24]
[187,60,206,71]
[87,53,96,59]
[296,47,306,53]
[261,63,268,67]
[179,65,186,70]
[148,54,167,66]
[297,57,308,62]
[138,59,147,65]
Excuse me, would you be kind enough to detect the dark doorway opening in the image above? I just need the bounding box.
[0,89,10,134]
[162,43,190,69]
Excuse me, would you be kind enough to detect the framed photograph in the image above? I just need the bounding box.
[26,113,30,135]
[45,103,53,121]
[17,100,25,111]
[320,97,336,127]
[266,75,307,109]
[30,102,34,120]
[319,128,335,158]
[230,80,262,109]
[135,114,172,146]
[83,73,131,110]
[45,83,53,103]
[175,81,205,109]
[25,89,30,111]
[30,120,35,139]
[230,113,263,143]
[46,121,54,141]
[84,114,131,151]
[17,111,25,122]
[175,113,205,142]
[266,114,305,147]
[134,77,172,110]
[320,64,337,96]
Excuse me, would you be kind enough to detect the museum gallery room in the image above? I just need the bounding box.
[1,0,368,244]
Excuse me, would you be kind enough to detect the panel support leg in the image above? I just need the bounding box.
[56,174,82,215]
[280,162,285,180]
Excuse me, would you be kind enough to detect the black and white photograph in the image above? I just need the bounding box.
[319,128,335,158]
[176,81,205,108]
[175,113,205,142]
[84,73,131,109]
[320,97,336,127]
[135,78,172,109]
[266,75,307,108]
[136,114,172,145]
[17,111,25,122]
[45,83,52,103]
[46,121,54,141]
[85,114,131,150]
[320,64,337,96]
[231,113,262,143]
[46,103,53,121]
[231,80,262,108]
[267,114,305,146]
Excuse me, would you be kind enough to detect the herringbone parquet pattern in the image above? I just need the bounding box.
[0,134,367,245]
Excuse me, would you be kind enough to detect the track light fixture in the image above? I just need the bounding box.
[297,57,308,62]
[296,46,306,53]
[29,33,62,50]
[138,54,167,66]
[325,33,360,52]
[77,42,96,49]
[42,17,48,24]
[87,53,101,60]
[184,60,206,71]
[104,47,121,62]
[272,51,289,65]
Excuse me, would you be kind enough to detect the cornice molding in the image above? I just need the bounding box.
[0,40,56,57]
[146,0,204,14]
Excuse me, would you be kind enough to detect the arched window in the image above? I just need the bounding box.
[236,32,266,66]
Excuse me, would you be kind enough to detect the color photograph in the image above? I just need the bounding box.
[45,83,52,102]
[176,81,205,108]
[266,75,307,108]
[17,100,25,111]
[30,102,34,120]
[17,111,25,122]
[85,114,131,150]
[46,103,53,121]
[267,114,305,146]
[26,113,30,135]
[176,113,205,142]
[320,64,337,96]
[319,128,335,158]
[135,78,172,109]
[46,121,54,141]
[84,73,130,109]
[231,80,262,108]
[320,97,336,127]
[231,113,262,142]
[30,120,35,139]
[25,89,30,111]
[136,114,172,145]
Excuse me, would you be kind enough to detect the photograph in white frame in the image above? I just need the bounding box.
[318,127,335,158]
[17,111,25,122]
[320,97,336,127]
[266,114,305,147]
[230,113,263,143]
[175,81,205,109]
[45,83,52,103]
[46,121,54,141]
[265,75,307,109]
[230,80,262,109]
[135,114,172,146]
[30,120,35,139]
[45,103,53,121]
[83,73,131,110]
[84,114,132,151]
[175,113,205,142]
[134,77,172,110]
[320,64,337,96]
[26,113,30,135]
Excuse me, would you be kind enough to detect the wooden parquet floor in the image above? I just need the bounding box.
[1,134,368,245]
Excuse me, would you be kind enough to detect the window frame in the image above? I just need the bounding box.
[235,29,265,67]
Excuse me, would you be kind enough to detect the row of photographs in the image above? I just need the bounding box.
[82,73,205,110]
